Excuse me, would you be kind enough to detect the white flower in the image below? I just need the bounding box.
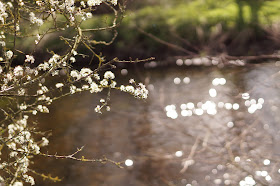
[120,85,125,91]
[27,176,35,185]
[37,89,43,95]
[6,50,13,59]
[19,103,27,110]
[9,151,18,157]
[104,71,115,79]
[100,79,108,86]
[93,73,100,80]
[18,88,25,96]
[90,82,102,93]
[87,0,102,6]
[110,81,117,88]
[85,77,93,83]
[70,85,76,94]
[41,137,49,146]
[82,85,89,90]
[109,0,118,5]
[38,62,50,71]
[86,12,92,18]
[56,83,64,88]
[129,79,135,84]
[14,66,23,76]
[70,56,76,63]
[25,55,35,63]
[94,105,101,113]
[81,1,86,7]
[36,18,43,26]
[125,85,135,93]
[13,181,23,186]
[80,68,92,77]
[70,70,80,79]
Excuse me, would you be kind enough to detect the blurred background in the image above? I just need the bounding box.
[30,0,280,185]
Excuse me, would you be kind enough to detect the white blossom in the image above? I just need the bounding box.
[94,105,101,113]
[6,50,13,59]
[80,68,92,77]
[25,55,35,63]
[104,71,115,79]
[87,0,102,7]
[41,137,49,146]
[56,83,64,88]
[14,66,24,76]
[100,79,108,86]
[13,182,23,186]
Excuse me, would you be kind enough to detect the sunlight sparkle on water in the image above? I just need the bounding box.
[214,179,222,185]
[209,88,217,97]
[248,104,258,114]
[218,102,224,108]
[167,110,178,119]
[207,108,217,115]
[174,77,181,84]
[255,171,262,176]
[264,159,270,165]
[250,99,256,105]
[242,93,250,99]
[258,98,265,104]
[165,105,178,119]
[212,169,218,174]
[265,175,272,181]
[175,151,183,157]
[241,176,256,186]
[225,103,232,110]
[233,103,239,110]
[261,171,268,177]
[224,180,231,185]
[234,156,240,162]
[212,78,226,86]
[181,110,192,117]
[181,104,187,110]
[195,108,204,115]
[184,59,192,65]
[245,100,251,107]
[227,122,234,128]
[165,105,176,111]
[187,102,195,109]
[125,159,133,167]
[202,101,217,115]
[176,59,184,66]
[183,77,190,84]
[197,102,203,107]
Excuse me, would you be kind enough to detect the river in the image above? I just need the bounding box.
[33,59,280,186]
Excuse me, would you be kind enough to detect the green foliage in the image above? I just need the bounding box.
[76,0,280,58]
[19,0,280,58]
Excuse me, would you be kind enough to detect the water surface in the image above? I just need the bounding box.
[34,61,280,186]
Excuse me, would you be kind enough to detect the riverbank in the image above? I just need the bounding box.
[82,0,280,60]
[16,0,280,65]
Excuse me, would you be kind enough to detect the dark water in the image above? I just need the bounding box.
[34,61,280,186]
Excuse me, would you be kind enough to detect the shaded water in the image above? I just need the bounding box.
[34,61,280,186]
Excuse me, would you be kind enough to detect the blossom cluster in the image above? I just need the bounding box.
[0,0,149,185]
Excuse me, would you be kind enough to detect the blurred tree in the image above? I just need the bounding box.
[235,0,245,30]
[235,0,266,30]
